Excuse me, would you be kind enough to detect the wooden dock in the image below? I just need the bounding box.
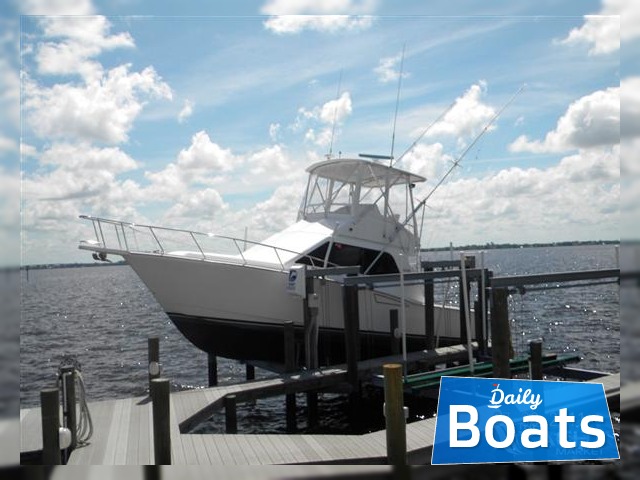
[21,393,437,465]
[21,368,620,465]
[21,344,474,465]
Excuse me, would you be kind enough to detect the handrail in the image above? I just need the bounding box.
[79,214,336,271]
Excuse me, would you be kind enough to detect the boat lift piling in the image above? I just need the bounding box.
[490,287,512,378]
[284,320,297,432]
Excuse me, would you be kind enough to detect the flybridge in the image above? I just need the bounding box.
[299,158,425,214]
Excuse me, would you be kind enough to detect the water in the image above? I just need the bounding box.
[20,245,620,436]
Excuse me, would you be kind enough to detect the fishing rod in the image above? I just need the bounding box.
[409,83,526,223]
[389,44,406,166]
[327,70,344,159]
[363,83,525,275]
[391,99,457,169]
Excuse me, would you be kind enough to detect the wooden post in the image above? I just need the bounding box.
[148,337,160,392]
[224,394,238,434]
[208,354,218,387]
[144,465,162,480]
[342,284,360,387]
[383,364,407,465]
[389,309,400,355]
[284,321,296,432]
[40,388,61,465]
[150,378,171,465]
[529,339,543,380]
[246,364,255,381]
[60,366,77,451]
[424,274,435,350]
[490,288,511,379]
[307,392,318,428]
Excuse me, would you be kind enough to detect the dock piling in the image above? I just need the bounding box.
[529,339,543,380]
[284,321,297,432]
[40,388,61,465]
[224,394,238,434]
[342,284,360,387]
[150,378,171,465]
[246,364,255,381]
[148,337,160,392]
[144,465,162,480]
[490,288,512,379]
[383,364,407,466]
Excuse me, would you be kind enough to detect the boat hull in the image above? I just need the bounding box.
[124,252,471,366]
[168,312,465,366]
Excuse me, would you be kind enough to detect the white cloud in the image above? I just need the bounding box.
[164,188,226,221]
[422,146,619,246]
[398,142,453,181]
[23,143,139,209]
[0,32,20,130]
[246,144,295,180]
[176,130,237,173]
[621,76,640,139]
[34,16,135,81]
[39,143,138,174]
[177,99,194,123]
[269,122,281,142]
[425,81,495,141]
[263,15,374,34]
[238,181,306,237]
[0,134,16,153]
[20,0,95,15]
[23,64,172,144]
[20,142,38,158]
[295,92,353,147]
[559,0,640,55]
[374,52,409,84]
[319,92,353,124]
[509,86,620,153]
[261,0,378,34]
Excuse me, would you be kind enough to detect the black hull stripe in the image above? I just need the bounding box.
[167,312,460,367]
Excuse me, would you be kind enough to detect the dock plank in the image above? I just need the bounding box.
[114,397,134,464]
[220,434,249,465]
[168,396,186,465]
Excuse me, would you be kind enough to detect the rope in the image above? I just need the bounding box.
[75,370,93,446]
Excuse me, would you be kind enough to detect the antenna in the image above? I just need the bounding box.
[389,44,406,166]
[327,70,343,159]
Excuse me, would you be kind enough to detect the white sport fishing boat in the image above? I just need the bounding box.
[79,156,465,366]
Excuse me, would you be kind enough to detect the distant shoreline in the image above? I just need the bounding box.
[421,239,619,253]
[19,240,619,270]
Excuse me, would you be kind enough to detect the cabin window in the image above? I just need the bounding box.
[297,242,399,275]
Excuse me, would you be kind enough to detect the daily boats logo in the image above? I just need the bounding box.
[431,377,619,464]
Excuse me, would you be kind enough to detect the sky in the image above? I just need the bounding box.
[0,0,635,266]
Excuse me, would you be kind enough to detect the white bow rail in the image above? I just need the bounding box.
[78,215,330,271]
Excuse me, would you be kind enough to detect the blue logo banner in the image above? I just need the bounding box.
[431,376,619,464]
